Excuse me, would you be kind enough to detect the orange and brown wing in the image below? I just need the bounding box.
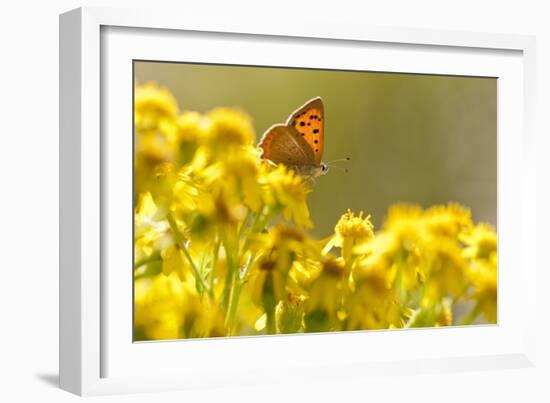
[259,124,316,167]
[285,97,324,164]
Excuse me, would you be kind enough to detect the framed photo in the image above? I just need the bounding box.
[59,7,537,396]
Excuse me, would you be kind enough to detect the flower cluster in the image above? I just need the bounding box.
[133,82,497,340]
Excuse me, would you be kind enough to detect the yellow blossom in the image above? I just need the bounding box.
[134,82,178,131]
[276,293,306,334]
[248,226,315,308]
[134,273,186,340]
[422,237,468,302]
[133,82,499,340]
[462,224,497,323]
[304,255,346,332]
[423,203,473,238]
[200,146,263,212]
[134,193,172,262]
[383,203,425,253]
[134,83,179,167]
[406,298,453,328]
[461,223,497,260]
[176,111,206,164]
[333,209,374,262]
[205,107,255,151]
[161,244,188,281]
[467,258,497,323]
[260,164,313,228]
[177,111,206,142]
[346,253,400,330]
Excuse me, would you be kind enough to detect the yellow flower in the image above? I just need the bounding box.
[276,293,306,334]
[182,293,227,338]
[176,111,207,164]
[171,164,202,216]
[346,253,400,330]
[436,298,453,326]
[248,226,314,307]
[205,107,255,151]
[177,111,206,142]
[304,255,346,332]
[406,298,453,328]
[380,203,474,301]
[201,146,263,212]
[134,83,179,165]
[424,203,472,238]
[461,223,497,260]
[134,272,227,340]
[333,209,374,262]
[382,203,425,253]
[422,237,468,302]
[134,82,178,131]
[161,244,188,281]
[134,273,186,340]
[134,193,171,262]
[467,258,497,323]
[462,224,497,323]
[134,83,182,205]
[335,209,374,241]
[260,164,312,228]
[135,129,179,166]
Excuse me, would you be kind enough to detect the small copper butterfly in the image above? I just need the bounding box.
[259,97,329,178]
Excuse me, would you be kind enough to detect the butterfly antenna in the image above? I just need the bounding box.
[327,164,349,174]
[325,157,351,164]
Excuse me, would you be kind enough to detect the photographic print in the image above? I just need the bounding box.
[133,61,497,341]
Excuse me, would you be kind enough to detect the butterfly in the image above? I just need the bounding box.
[259,97,329,179]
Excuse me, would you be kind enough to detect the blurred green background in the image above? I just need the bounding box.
[135,61,496,237]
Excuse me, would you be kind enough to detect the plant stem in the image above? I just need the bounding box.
[460,303,481,326]
[209,239,220,298]
[221,234,236,308]
[238,209,252,242]
[266,306,276,335]
[166,212,209,293]
[134,253,161,270]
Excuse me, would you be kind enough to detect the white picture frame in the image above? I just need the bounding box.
[59,6,537,396]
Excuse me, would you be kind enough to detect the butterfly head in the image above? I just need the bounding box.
[320,162,329,175]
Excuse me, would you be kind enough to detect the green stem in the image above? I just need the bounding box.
[225,252,257,334]
[238,209,252,242]
[134,253,161,270]
[209,239,220,298]
[266,306,276,335]
[238,207,264,257]
[221,234,236,308]
[224,208,264,333]
[460,303,481,326]
[166,212,209,293]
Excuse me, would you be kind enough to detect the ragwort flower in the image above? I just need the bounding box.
[205,107,255,154]
[260,164,313,228]
[134,82,178,131]
[332,209,374,262]
[346,253,400,330]
[304,255,346,332]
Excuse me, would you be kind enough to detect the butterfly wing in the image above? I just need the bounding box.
[259,124,316,167]
[285,97,324,164]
